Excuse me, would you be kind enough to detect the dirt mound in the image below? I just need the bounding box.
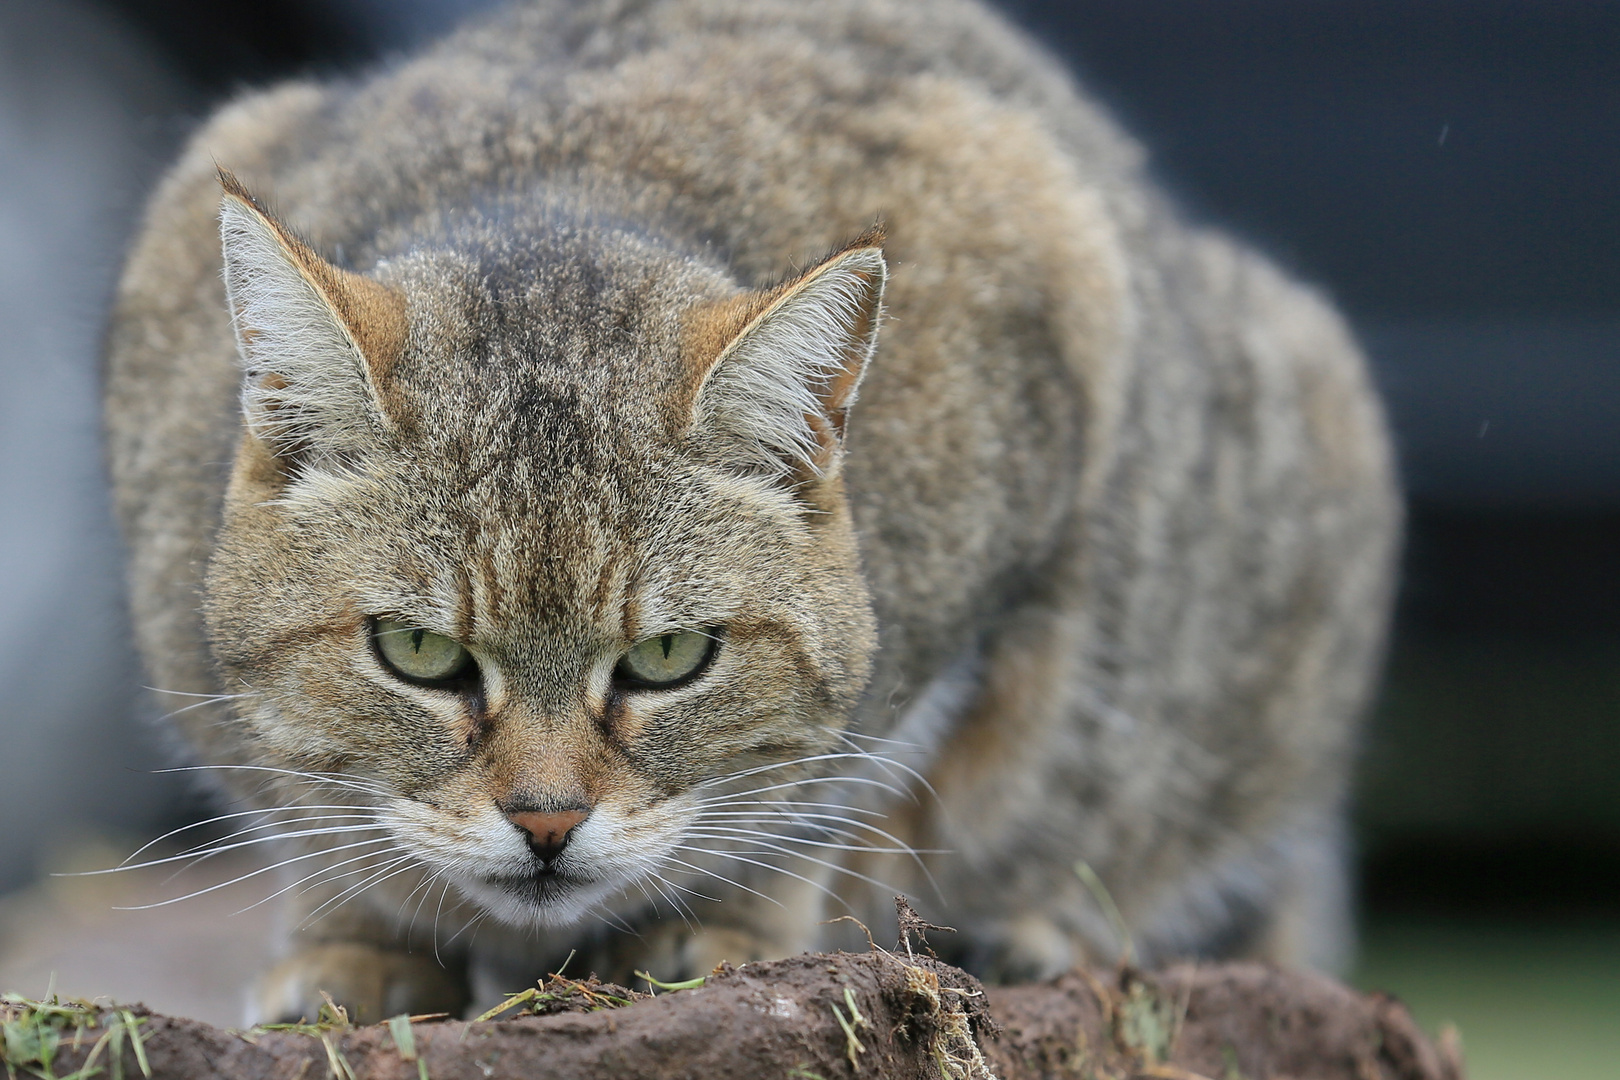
[2,946,1463,1080]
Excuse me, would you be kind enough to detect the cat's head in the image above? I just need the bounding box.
[201,172,883,925]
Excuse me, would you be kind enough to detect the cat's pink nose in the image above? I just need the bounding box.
[506,808,589,862]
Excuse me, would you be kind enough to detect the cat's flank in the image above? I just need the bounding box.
[105,0,1398,1023]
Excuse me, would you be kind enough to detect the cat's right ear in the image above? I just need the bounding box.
[680,231,886,489]
[217,169,407,472]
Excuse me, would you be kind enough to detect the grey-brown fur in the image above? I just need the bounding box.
[105,0,1399,1022]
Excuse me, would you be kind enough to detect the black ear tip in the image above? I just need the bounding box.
[217,169,278,223]
[851,221,887,249]
[834,224,887,260]
[217,167,251,202]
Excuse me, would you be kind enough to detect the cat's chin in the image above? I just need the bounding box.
[457,870,621,929]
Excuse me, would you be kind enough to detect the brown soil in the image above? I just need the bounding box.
[986,962,1465,1080]
[3,947,1465,1080]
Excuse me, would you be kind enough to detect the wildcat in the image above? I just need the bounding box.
[104,0,1399,1024]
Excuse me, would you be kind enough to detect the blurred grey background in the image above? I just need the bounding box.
[1,5,1616,1072]
[0,0,188,892]
[0,0,501,896]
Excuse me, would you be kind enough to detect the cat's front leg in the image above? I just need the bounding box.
[585,869,830,984]
[250,875,472,1024]
[618,922,788,982]
[253,941,470,1025]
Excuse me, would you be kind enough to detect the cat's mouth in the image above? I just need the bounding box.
[490,862,595,893]
[466,863,618,926]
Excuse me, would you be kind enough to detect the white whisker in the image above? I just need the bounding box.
[840,731,925,751]
[298,853,417,927]
[634,876,666,916]
[695,774,908,804]
[432,877,455,964]
[702,751,905,788]
[660,855,785,907]
[237,844,414,914]
[646,868,719,908]
[160,813,389,864]
[691,798,889,819]
[696,809,909,844]
[642,873,700,929]
[79,822,394,877]
[587,905,637,935]
[158,696,253,722]
[682,832,909,895]
[113,835,400,910]
[829,737,942,801]
[632,878,662,917]
[441,908,488,950]
[115,805,384,867]
[687,825,943,857]
[151,764,391,799]
[696,810,944,892]
[144,687,255,700]
[403,867,449,941]
[672,846,850,910]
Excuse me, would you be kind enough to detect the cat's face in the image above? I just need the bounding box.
[202,181,883,925]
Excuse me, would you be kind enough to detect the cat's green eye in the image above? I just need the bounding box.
[373,618,474,685]
[615,630,718,689]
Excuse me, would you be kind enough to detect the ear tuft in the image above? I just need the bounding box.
[218,169,406,466]
[687,235,887,481]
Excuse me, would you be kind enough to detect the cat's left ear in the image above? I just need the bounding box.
[684,230,886,484]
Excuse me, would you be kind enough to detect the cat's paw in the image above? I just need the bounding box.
[620,922,785,983]
[251,943,469,1025]
[675,925,780,977]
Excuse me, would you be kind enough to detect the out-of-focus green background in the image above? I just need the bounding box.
[1355,921,1620,1080]
[1,2,1616,1074]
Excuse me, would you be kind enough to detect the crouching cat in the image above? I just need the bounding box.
[105,0,1399,1023]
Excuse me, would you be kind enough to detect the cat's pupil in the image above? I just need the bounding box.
[660,634,673,659]
[411,629,425,653]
